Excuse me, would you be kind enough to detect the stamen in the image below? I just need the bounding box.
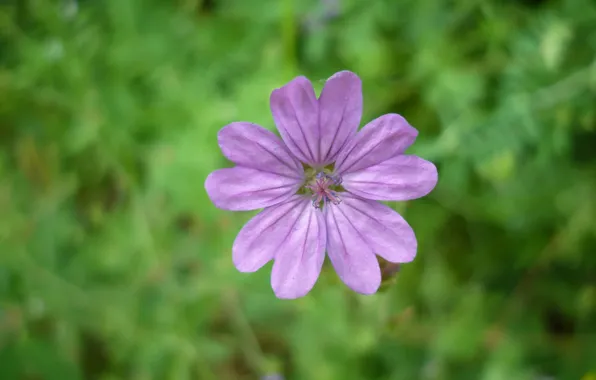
[327,190,341,205]
[332,174,342,186]
[312,194,324,209]
[306,171,342,209]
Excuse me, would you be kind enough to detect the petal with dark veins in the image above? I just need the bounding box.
[232,196,310,272]
[205,167,301,211]
[218,122,303,179]
[334,114,418,175]
[342,155,438,201]
[336,194,417,263]
[318,71,363,165]
[324,201,381,294]
[270,76,319,165]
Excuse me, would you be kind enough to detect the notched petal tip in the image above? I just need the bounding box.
[347,275,381,295]
[419,159,439,197]
[358,284,381,295]
[204,170,223,207]
[232,254,264,273]
[271,75,312,93]
[273,287,307,300]
[269,76,314,106]
[327,70,361,82]
[383,113,419,140]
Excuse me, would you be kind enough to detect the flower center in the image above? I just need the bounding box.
[306,171,343,209]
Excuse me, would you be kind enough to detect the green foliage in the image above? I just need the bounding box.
[1,0,596,379]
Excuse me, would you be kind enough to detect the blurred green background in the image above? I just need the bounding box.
[1,0,596,379]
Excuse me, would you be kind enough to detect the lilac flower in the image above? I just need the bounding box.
[205,71,438,299]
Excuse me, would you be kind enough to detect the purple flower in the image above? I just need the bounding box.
[205,71,438,299]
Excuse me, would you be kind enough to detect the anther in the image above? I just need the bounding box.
[307,172,342,209]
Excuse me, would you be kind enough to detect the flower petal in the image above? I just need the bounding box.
[270,202,326,299]
[342,155,438,201]
[218,122,303,178]
[318,71,363,165]
[205,167,301,211]
[270,76,319,165]
[338,194,417,263]
[334,114,418,175]
[232,196,309,272]
[324,202,381,294]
